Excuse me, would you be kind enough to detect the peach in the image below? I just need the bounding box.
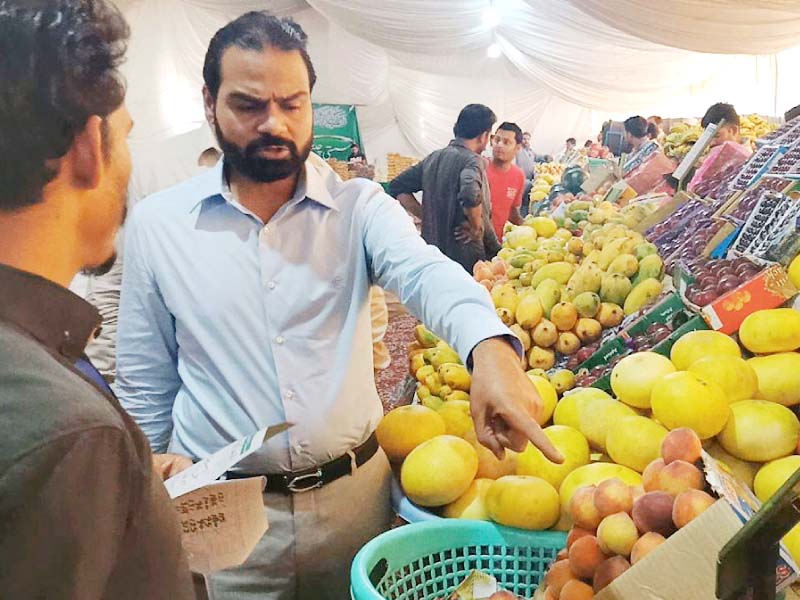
[659,460,704,496]
[596,512,639,557]
[557,548,569,561]
[594,478,634,517]
[545,559,577,597]
[570,485,603,530]
[672,489,716,529]
[661,427,702,465]
[567,527,595,549]
[568,535,609,580]
[642,458,665,492]
[543,588,558,600]
[593,556,631,593]
[560,579,595,600]
[488,592,517,600]
[632,491,676,537]
[630,531,666,565]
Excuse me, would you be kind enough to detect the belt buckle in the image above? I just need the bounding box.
[286,468,324,493]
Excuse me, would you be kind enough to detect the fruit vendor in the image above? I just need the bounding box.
[115,12,561,600]
[389,103,501,273]
[486,122,526,239]
[701,102,746,148]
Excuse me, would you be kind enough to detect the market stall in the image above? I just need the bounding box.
[356,115,800,600]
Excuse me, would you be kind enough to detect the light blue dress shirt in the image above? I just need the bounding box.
[115,154,515,473]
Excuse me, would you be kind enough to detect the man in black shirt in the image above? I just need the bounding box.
[0,1,194,597]
[388,104,501,272]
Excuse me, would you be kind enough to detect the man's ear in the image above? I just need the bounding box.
[203,86,216,128]
[69,115,104,190]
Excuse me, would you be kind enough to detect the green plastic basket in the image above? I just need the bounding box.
[350,520,567,600]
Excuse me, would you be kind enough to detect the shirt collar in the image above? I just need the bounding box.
[192,155,338,215]
[0,263,101,361]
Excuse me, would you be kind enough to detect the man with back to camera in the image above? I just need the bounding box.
[114,12,562,600]
[389,103,501,273]
[486,121,526,240]
[0,1,194,598]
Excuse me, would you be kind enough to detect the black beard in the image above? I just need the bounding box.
[215,122,312,183]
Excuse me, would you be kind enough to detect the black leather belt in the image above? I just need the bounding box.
[225,432,379,494]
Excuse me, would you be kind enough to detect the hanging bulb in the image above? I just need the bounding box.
[487,43,501,59]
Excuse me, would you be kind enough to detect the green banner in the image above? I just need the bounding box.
[312,103,363,161]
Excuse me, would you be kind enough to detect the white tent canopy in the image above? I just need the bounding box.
[118,0,800,198]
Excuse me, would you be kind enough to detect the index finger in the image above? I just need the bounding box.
[508,404,564,464]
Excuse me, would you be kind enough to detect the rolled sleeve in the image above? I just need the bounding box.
[360,188,522,365]
[458,163,483,209]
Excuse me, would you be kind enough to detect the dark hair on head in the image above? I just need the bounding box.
[624,116,648,139]
[453,104,496,139]
[647,122,659,139]
[584,139,593,147]
[497,121,523,144]
[523,131,531,136]
[0,0,129,211]
[566,137,576,145]
[203,12,316,100]
[701,102,739,128]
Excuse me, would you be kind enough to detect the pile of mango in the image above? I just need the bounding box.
[529,163,567,205]
[739,114,778,147]
[474,217,665,373]
[408,325,471,411]
[560,197,658,234]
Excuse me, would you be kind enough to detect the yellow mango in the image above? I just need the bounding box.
[739,309,800,354]
[438,363,471,392]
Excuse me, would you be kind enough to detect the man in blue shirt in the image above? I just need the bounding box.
[115,12,561,600]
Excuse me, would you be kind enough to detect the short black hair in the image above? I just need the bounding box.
[701,102,739,128]
[497,122,523,144]
[624,116,648,139]
[203,12,317,100]
[584,139,593,147]
[566,137,576,145]
[523,131,531,136]
[453,104,496,139]
[0,0,129,211]
[647,122,659,139]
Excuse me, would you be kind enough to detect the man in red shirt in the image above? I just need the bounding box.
[487,122,526,240]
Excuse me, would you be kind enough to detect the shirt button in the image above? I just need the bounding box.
[275,336,285,345]
[267,281,276,290]
[285,390,295,400]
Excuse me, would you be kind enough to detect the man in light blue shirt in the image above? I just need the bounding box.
[115,12,560,600]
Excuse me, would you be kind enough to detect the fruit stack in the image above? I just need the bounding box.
[538,428,716,599]
[662,123,703,160]
[476,217,665,378]
[732,191,800,259]
[529,163,567,206]
[683,256,762,307]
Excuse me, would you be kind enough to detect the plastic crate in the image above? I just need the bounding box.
[351,520,566,600]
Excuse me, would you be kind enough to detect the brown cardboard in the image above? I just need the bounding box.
[596,500,742,600]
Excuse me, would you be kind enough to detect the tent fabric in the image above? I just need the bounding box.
[568,0,800,55]
[116,0,800,198]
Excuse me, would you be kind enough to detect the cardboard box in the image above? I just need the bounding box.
[596,452,799,599]
[700,264,797,334]
[633,191,693,234]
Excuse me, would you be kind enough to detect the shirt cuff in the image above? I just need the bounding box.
[455,324,524,372]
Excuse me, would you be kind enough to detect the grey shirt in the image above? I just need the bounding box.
[388,138,501,272]
[0,264,193,600]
